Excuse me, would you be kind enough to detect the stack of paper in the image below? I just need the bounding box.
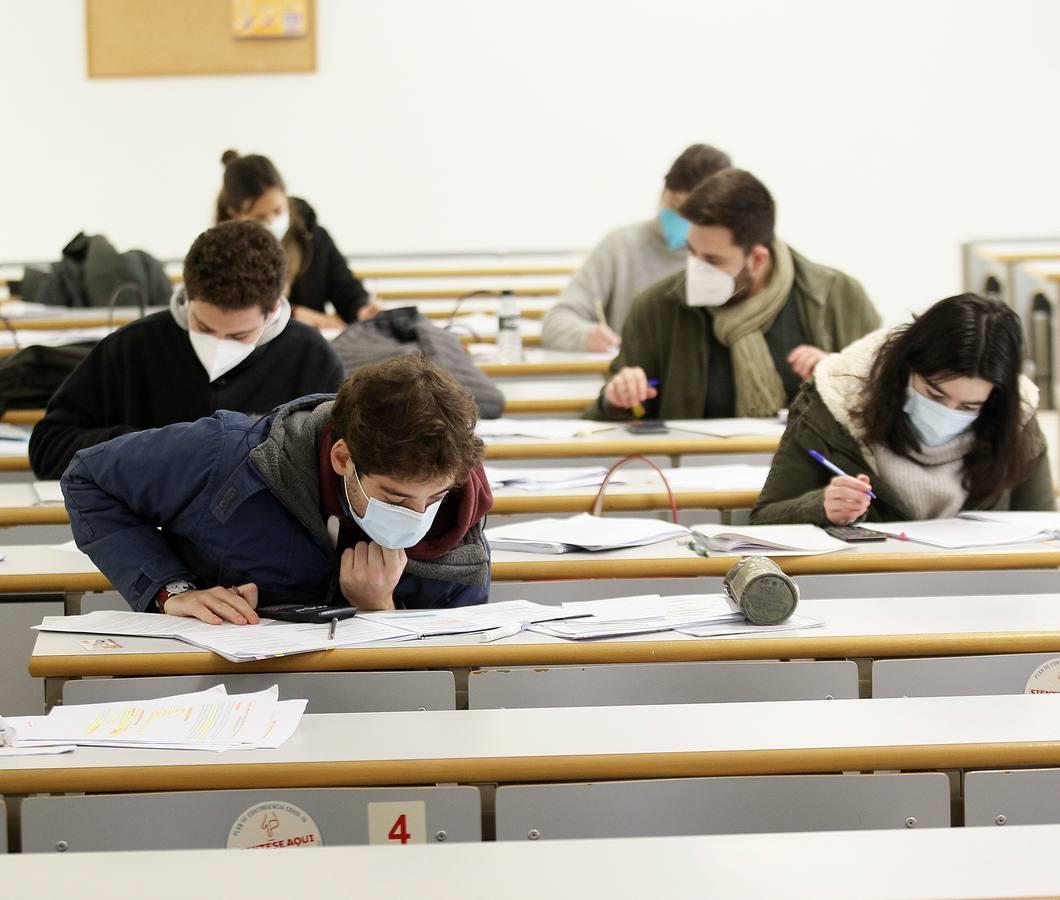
[528,594,823,640]
[959,510,1060,536]
[2,685,303,752]
[871,518,1055,549]
[657,465,771,492]
[485,466,623,491]
[690,524,849,556]
[370,599,577,637]
[476,419,610,441]
[487,513,689,553]
[34,609,415,663]
[32,481,64,505]
[0,716,74,757]
[667,418,787,438]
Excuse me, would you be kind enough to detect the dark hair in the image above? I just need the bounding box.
[663,144,732,193]
[678,168,775,252]
[854,293,1033,504]
[332,355,484,484]
[215,150,286,223]
[183,221,287,315]
[215,149,312,281]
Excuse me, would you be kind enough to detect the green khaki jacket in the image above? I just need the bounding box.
[750,382,1057,525]
[586,247,881,420]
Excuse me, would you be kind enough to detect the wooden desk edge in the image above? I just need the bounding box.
[28,631,1060,678]
[491,490,760,514]
[483,436,780,459]
[3,741,1059,794]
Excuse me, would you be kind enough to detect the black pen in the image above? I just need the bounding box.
[328,617,337,641]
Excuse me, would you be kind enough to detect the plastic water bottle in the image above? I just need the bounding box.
[496,290,523,362]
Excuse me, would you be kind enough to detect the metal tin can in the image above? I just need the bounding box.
[723,556,799,625]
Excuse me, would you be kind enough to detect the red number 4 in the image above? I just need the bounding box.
[388,814,411,844]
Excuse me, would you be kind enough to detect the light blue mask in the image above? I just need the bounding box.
[902,386,979,447]
[659,208,690,252]
[342,468,443,550]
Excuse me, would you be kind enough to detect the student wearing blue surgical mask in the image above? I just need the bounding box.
[216,150,383,328]
[62,355,493,624]
[590,169,880,420]
[542,144,732,352]
[752,294,1056,526]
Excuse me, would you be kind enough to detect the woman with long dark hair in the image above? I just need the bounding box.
[751,293,1055,525]
[215,150,382,327]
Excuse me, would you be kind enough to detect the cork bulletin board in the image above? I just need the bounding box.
[85,0,316,78]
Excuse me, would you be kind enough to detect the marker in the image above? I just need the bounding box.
[480,622,526,643]
[632,379,661,419]
[808,450,876,499]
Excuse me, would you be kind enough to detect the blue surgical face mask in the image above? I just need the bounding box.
[902,385,980,447]
[341,467,443,549]
[659,207,690,252]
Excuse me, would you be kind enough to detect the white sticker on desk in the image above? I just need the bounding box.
[367,800,427,845]
[1026,657,1060,694]
[227,801,323,849]
[77,638,121,651]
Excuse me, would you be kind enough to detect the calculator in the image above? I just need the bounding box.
[258,604,359,623]
[824,525,888,543]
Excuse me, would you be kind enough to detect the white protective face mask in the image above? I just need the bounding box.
[188,330,258,382]
[903,385,980,447]
[685,254,737,307]
[342,467,443,550]
[266,210,290,241]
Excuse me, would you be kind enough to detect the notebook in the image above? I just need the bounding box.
[690,523,849,555]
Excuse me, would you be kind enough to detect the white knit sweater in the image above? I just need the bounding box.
[813,330,1040,520]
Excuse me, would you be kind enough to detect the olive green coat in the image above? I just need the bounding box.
[586,247,881,420]
[750,382,1056,525]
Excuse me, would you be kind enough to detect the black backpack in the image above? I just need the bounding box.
[0,344,94,411]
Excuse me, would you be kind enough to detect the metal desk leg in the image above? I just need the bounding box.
[63,592,84,616]
[43,676,67,712]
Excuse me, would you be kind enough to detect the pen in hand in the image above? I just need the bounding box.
[808,450,876,499]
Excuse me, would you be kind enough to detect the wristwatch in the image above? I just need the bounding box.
[156,579,196,613]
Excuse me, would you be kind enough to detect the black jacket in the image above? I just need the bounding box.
[29,311,344,479]
[287,198,369,322]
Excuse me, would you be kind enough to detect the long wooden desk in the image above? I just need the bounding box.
[28,593,1060,682]
[4,539,1060,599]
[482,422,783,461]
[474,348,614,379]
[1,694,1058,794]
[499,380,600,414]
[6,826,1060,900]
[490,536,1060,581]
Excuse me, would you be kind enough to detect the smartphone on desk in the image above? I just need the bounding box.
[626,420,669,434]
[258,604,358,624]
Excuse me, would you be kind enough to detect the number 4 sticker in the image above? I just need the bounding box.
[367,801,427,845]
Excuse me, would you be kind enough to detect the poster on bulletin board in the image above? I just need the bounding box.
[231,0,309,39]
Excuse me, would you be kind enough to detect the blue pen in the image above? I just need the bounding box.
[808,449,876,499]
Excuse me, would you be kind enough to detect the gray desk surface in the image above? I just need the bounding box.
[6,825,1060,900]
[1,693,1059,793]
[28,593,1060,677]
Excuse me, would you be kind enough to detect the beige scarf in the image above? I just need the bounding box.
[710,239,796,417]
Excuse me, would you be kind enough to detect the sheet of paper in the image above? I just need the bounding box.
[485,466,618,491]
[690,523,849,554]
[561,595,665,622]
[487,513,688,553]
[667,418,787,438]
[476,419,611,441]
[32,480,64,504]
[0,744,76,757]
[657,465,771,492]
[871,518,1054,549]
[371,599,574,637]
[676,615,825,638]
[958,511,1060,533]
[252,699,308,750]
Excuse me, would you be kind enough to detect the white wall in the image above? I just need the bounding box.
[3,0,1060,323]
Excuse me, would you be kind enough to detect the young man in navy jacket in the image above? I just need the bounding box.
[62,355,493,624]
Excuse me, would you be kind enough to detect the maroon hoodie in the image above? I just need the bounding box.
[318,425,493,561]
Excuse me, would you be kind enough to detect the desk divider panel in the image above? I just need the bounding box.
[468,660,858,709]
[964,769,1060,827]
[62,671,457,712]
[20,787,479,852]
[495,773,950,840]
[872,653,1060,698]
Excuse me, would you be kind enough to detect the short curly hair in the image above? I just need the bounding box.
[332,355,484,484]
[183,221,287,315]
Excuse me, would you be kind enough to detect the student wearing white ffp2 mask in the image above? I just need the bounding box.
[751,294,1057,526]
[28,221,344,480]
[216,149,383,329]
[590,169,881,422]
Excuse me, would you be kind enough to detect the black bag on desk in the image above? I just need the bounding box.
[0,343,94,411]
[17,232,171,309]
[331,306,505,418]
